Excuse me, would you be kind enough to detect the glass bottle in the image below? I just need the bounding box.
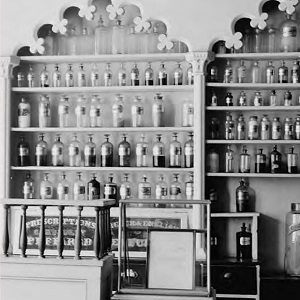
[284,117,294,140]
[291,59,300,83]
[153,134,165,167]
[284,91,293,106]
[242,29,251,53]
[182,99,194,127]
[223,60,233,83]
[255,149,266,173]
[118,63,127,86]
[131,96,144,127]
[237,114,246,140]
[225,113,235,140]
[78,27,93,55]
[35,133,48,166]
[87,174,100,200]
[23,173,34,199]
[27,65,35,87]
[75,95,87,127]
[100,134,113,167]
[73,172,86,201]
[127,25,139,54]
[136,134,148,167]
[52,64,61,87]
[236,180,249,212]
[94,15,108,55]
[158,62,168,85]
[169,132,182,168]
[58,95,70,127]
[272,117,282,140]
[68,134,81,167]
[253,28,262,53]
[184,132,194,168]
[210,64,218,82]
[236,223,252,259]
[248,116,259,140]
[207,148,219,172]
[84,134,96,167]
[67,27,78,55]
[210,92,218,106]
[90,95,102,127]
[17,136,30,166]
[104,63,113,86]
[261,115,271,140]
[118,134,131,167]
[112,94,125,127]
[170,174,182,207]
[185,172,194,207]
[138,175,152,207]
[39,95,51,127]
[44,29,54,55]
[145,62,154,86]
[186,63,194,85]
[287,147,298,174]
[269,90,277,106]
[266,61,275,83]
[130,63,139,86]
[278,60,288,83]
[111,20,125,54]
[270,145,282,173]
[267,27,276,53]
[280,13,298,52]
[103,174,117,201]
[238,91,247,106]
[18,97,31,128]
[17,69,25,87]
[51,134,64,166]
[77,64,86,87]
[225,145,234,173]
[155,174,168,208]
[40,173,53,199]
[251,61,261,83]
[239,146,251,173]
[57,173,70,200]
[90,64,100,87]
[237,60,247,83]
[173,63,183,85]
[120,173,132,200]
[225,92,233,106]
[65,64,74,87]
[40,65,49,87]
[56,32,68,56]
[152,93,165,127]
[294,115,300,140]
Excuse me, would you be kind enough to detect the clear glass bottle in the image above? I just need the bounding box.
[75,95,87,127]
[104,63,113,86]
[248,116,259,140]
[236,180,249,212]
[87,174,100,200]
[207,148,219,172]
[52,64,61,87]
[112,94,125,127]
[17,136,30,166]
[269,90,277,106]
[100,134,113,167]
[238,91,247,106]
[35,133,48,166]
[67,27,78,55]
[136,134,148,167]
[261,115,271,140]
[225,113,235,140]
[145,62,154,86]
[120,173,132,200]
[40,173,53,199]
[73,172,86,200]
[223,60,233,83]
[27,65,35,87]
[78,27,93,55]
[111,20,125,54]
[186,63,194,85]
[18,97,31,128]
[38,95,51,127]
[284,117,294,140]
[185,172,194,207]
[118,63,127,86]
[173,63,183,85]
[40,65,49,87]
[278,60,288,83]
[65,64,74,87]
[210,91,218,106]
[284,91,293,106]
[130,63,139,86]
[77,64,86,87]
[58,95,70,127]
[170,173,182,207]
[294,115,300,140]
[84,134,96,167]
[57,173,70,200]
[94,15,108,55]
[158,62,168,85]
[153,134,165,167]
[90,95,102,127]
[44,29,54,55]
[251,61,261,83]
[239,146,251,173]
[182,99,194,127]
[138,175,152,207]
[68,134,81,167]
[155,174,168,208]
[90,64,100,87]
[56,32,68,56]
[280,13,298,52]
[237,60,247,83]
[131,96,144,127]
[51,134,64,166]
[272,117,282,140]
[169,132,182,168]
[104,173,117,200]
[287,147,298,174]
[152,93,165,127]
[237,114,246,140]
[118,134,131,167]
[253,28,262,53]
[267,27,276,53]
[23,173,34,199]
[253,91,263,107]
[255,149,267,173]
[127,25,139,54]
[184,132,194,168]
[270,145,282,173]
[266,61,275,83]
[225,145,234,173]
[210,64,218,82]
[291,59,300,83]
[17,69,25,87]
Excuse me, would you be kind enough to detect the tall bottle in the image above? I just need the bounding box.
[236,223,252,260]
[104,174,117,200]
[77,64,86,87]
[291,59,300,83]
[236,179,250,212]
[40,173,53,199]
[127,25,139,54]
[185,172,194,207]
[158,62,168,85]
[294,115,300,140]
[118,63,127,86]
[94,15,108,54]
[17,136,30,166]
[131,96,144,127]
[27,65,35,88]
[169,133,182,168]
[118,134,131,167]
[236,114,246,140]
[253,28,262,53]
[52,64,61,87]
[73,172,86,200]
[67,27,78,55]
[223,60,233,83]
[68,134,81,167]
[138,175,152,207]
[184,132,194,168]
[207,148,219,173]
[287,147,298,174]
[267,27,276,53]
[40,65,49,87]
[111,20,125,54]
[284,91,293,106]
[170,174,182,207]
[186,63,194,85]
[90,64,100,87]
[84,134,96,167]
[237,60,247,83]
[58,95,70,127]
[23,173,34,199]
[182,99,194,127]
[155,174,168,207]
[239,146,250,173]
[173,63,183,85]
[251,61,261,83]
[56,32,68,56]
[65,64,74,87]
[248,116,259,140]
[145,62,154,86]
[152,93,165,126]
[51,134,64,166]
[255,149,266,173]
[112,94,125,127]
[104,63,113,86]
[153,134,165,167]
[78,27,93,55]
[100,134,113,167]
[18,97,31,128]
[57,173,70,200]
[278,60,288,83]
[90,95,102,127]
[270,145,282,173]
[269,90,277,106]
[225,145,234,173]
[266,61,275,83]
[87,174,100,200]
[225,113,235,140]
[272,117,282,140]
[280,13,298,52]
[17,69,25,87]
[44,29,54,55]
[136,134,148,167]
[120,173,132,200]
[75,95,87,127]
[130,63,139,86]
[284,117,294,140]
[35,133,48,166]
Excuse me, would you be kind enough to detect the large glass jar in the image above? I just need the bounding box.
[280,14,298,52]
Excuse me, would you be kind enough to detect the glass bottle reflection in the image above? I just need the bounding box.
[65,64,74,87]
[90,64,100,87]
[52,64,61,87]
[173,63,183,85]
[95,15,108,55]
[75,95,87,127]
[58,95,70,127]
[77,64,86,87]
[40,65,49,87]
[158,62,168,85]
[130,63,139,86]
[27,65,35,88]
[152,93,165,127]
[104,63,113,86]
[145,62,154,86]
[118,63,127,86]
[39,95,51,127]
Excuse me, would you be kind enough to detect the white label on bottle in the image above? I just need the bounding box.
[156,186,167,197]
[185,145,194,155]
[119,147,130,156]
[132,106,144,115]
[59,105,69,115]
[153,104,164,113]
[140,187,151,196]
[84,147,95,156]
[23,183,33,195]
[52,147,62,155]
[283,26,297,37]
[69,146,79,156]
[41,186,52,196]
[288,223,300,235]
[19,147,29,156]
[120,186,131,199]
[136,146,147,155]
[101,147,111,155]
[36,145,45,156]
[240,237,251,246]
[186,184,194,196]
[104,186,116,195]
[153,147,163,156]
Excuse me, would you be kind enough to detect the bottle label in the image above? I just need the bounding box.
[69,146,79,156]
[84,147,95,156]
[119,147,130,156]
[237,190,249,201]
[288,223,300,235]
[18,103,30,116]
[136,146,147,155]
[132,106,144,115]
[79,186,85,194]
[186,184,194,196]
[59,105,69,115]
[153,104,164,113]
[40,103,50,117]
[19,147,29,156]
[104,185,116,195]
[36,145,45,156]
[23,183,33,195]
[170,186,181,195]
[52,146,62,156]
[153,147,163,156]
[156,186,168,197]
[75,106,86,116]
[101,147,112,155]
[184,145,194,155]
[240,237,251,246]
[41,186,52,196]
[282,26,297,37]
[120,186,131,198]
[58,185,69,195]
[40,73,48,82]
[140,186,151,196]
[171,147,182,155]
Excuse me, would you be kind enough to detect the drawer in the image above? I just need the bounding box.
[211,265,257,295]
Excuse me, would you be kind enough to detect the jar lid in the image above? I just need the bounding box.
[291,203,300,211]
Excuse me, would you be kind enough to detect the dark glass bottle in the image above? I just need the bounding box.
[84,134,96,167]
[100,134,113,167]
[118,134,131,167]
[87,174,100,200]
[236,179,249,212]
[255,148,266,173]
[270,145,282,173]
[236,223,252,260]
[153,134,165,167]
[17,136,30,166]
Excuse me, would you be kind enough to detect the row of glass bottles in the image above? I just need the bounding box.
[209,59,300,84]
[209,90,300,107]
[18,94,194,128]
[17,62,194,88]
[23,172,194,207]
[17,132,194,168]
[208,145,298,174]
[209,114,300,141]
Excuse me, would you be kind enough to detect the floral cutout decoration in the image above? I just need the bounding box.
[158,34,174,51]
[29,38,45,55]
[250,12,268,30]
[225,32,243,50]
[134,16,151,33]
[78,5,96,21]
[278,0,298,15]
[52,19,68,34]
[106,0,125,20]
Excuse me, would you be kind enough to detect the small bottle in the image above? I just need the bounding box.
[169,133,182,168]
[65,64,74,87]
[40,65,49,87]
[155,174,168,208]
[291,60,300,83]
[17,136,30,166]
[284,91,293,106]
[253,28,262,53]
[17,70,25,87]
[238,91,247,106]
[272,117,282,140]
[130,63,139,86]
[57,173,70,200]
[27,65,35,87]
[111,20,125,54]
[237,114,246,140]
[237,60,247,83]
[104,63,112,86]
[173,63,183,85]
[118,63,127,86]
[248,116,259,140]
[182,99,194,127]
[58,95,70,127]
[261,115,271,140]
[127,25,139,54]
[84,134,96,167]
[225,113,235,140]
[145,62,154,86]
[73,172,86,201]
[225,145,234,173]
[131,96,144,127]
[136,134,148,167]
[35,133,48,166]
[90,95,102,127]
[280,13,298,52]
[269,90,277,106]
[51,134,64,166]
[236,223,252,259]
[90,64,100,87]
[18,97,31,128]
[67,27,78,55]
[255,149,266,173]
[223,60,233,83]
[287,147,298,174]
[210,92,218,106]
[118,134,131,167]
[267,27,276,53]
[185,172,194,207]
[270,145,282,173]
[284,117,294,140]
[184,132,194,168]
[251,61,261,83]
[186,63,194,85]
[75,95,87,127]
[278,60,288,83]
[94,15,108,55]
[158,62,168,85]
[44,30,54,55]
[236,179,250,212]
[138,175,152,207]
[40,173,53,199]
[112,94,125,127]
[266,61,275,84]
[225,92,233,106]
[52,64,61,87]
[100,134,113,167]
[23,173,34,199]
[104,174,117,200]
[68,134,81,167]
[120,173,132,200]
[38,95,51,127]
[294,115,300,140]
[87,174,100,200]
[170,174,182,207]
[152,93,165,127]
[239,146,251,173]
[153,134,165,167]
[207,148,219,172]
[77,64,86,87]
[209,117,220,139]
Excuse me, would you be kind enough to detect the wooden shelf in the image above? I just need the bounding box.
[211,212,260,218]
[206,172,300,178]
[206,140,300,144]
[206,83,300,89]
[206,106,300,111]
[214,52,300,60]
